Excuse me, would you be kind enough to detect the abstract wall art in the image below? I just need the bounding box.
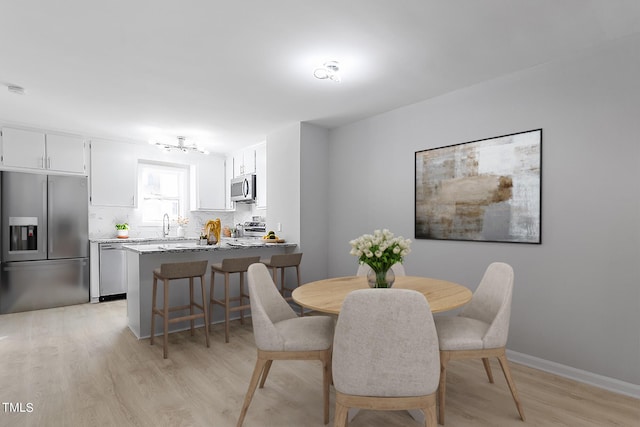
[415,129,541,243]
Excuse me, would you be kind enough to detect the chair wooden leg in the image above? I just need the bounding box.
[497,353,526,421]
[322,349,331,424]
[224,273,230,343]
[163,278,169,359]
[237,356,268,427]
[200,276,210,348]
[438,351,451,425]
[259,360,273,388]
[333,399,349,427]
[423,403,437,427]
[150,276,157,345]
[189,278,195,336]
[482,357,494,383]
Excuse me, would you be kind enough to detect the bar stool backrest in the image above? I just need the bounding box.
[268,253,303,268]
[220,256,261,272]
[159,260,208,279]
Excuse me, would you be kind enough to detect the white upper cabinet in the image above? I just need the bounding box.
[232,146,257,177]
[1,127,46,169]
[255,142,267,209]
[90,139,137,207]
[45,133,86,174]
[0,127,86,174]
[190,154,226,211]
[225,154,235,210]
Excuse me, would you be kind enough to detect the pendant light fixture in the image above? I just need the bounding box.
[151,136,209,154]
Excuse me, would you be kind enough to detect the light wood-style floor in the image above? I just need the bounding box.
[0,300,638,427]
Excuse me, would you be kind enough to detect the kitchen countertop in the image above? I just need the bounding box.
[123,239,296,254]
[90,236,199,244]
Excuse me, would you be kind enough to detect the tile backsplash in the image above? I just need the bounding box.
[89,203,265,239]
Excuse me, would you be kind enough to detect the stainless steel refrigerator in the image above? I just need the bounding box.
[0,171,89,314]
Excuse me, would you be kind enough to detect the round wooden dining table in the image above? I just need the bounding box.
[292,275,472,315]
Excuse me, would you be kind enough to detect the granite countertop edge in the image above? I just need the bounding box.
[90,237,199,244]
[123,242,297,254]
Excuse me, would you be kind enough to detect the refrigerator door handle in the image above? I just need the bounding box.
[47,179,53,255]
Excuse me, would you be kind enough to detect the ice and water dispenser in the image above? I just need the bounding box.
[9,217,38,252]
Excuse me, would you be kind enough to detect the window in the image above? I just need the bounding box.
[138,162,188,224]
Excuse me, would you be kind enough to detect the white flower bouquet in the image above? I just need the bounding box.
[349,229,411,274]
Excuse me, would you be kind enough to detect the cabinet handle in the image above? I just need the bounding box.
[47,157,51,169]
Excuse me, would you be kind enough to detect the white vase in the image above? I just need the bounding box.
[176,226,185,237]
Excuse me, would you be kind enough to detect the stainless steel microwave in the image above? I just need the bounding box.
[230,174,256,203]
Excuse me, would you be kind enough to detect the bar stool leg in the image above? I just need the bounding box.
[224,272,230,343]
[239,271,245,325]
[296,265,303,316]
[280,267,286,297]
[189,277,195,336]
[209,270,215,330]
[163,278,169,359]
[200,275,210,347]
[150,276,158,345]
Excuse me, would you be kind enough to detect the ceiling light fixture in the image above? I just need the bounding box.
[151,136,209,155]
[6,84,25,95]
[314,60,341,83]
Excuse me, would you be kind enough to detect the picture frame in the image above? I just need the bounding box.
[415,129,542,243]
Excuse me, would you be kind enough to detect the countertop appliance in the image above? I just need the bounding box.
[230,174,256,203]
[242,221,266,237]
[0,172,89,314]
[98,242,127,301]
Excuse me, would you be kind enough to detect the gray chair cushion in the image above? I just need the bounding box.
[434,316,489,351]
[435,262,514,350]
[248,263,334,352]
[274,316,335,351]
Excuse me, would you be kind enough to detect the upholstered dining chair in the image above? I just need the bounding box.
[434,262,525,424]
[332,289,440,427]
[355,262,406,277]
[237,263,335,427]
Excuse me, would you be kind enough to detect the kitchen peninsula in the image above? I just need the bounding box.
[124,240,297,339]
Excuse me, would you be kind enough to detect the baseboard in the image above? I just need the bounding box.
[506,349,640,399]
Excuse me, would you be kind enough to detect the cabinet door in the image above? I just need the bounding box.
[243,146,256,175]
[232,150,243,177]
[1,127,46,169]
[90,139,137,207]
[46,133,86,174]
[190,155,226,211]
[225,155,235,210]
[255,143,267,208]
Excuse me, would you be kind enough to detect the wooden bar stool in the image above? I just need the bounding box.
[150,260,210,359]
[262,252,304,315]
[209,256,261,343]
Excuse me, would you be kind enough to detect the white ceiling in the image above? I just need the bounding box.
[1,1,639,154]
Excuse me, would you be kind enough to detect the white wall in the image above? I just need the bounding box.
[300,123,330,282]
[326,34,640,388]
[266,123,301,246]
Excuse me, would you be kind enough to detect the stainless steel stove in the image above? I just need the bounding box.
[242,221,266,237]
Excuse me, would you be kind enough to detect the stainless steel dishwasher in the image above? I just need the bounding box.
[99,242,127,301]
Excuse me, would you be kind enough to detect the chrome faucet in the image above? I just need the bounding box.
[162,213,170,237]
